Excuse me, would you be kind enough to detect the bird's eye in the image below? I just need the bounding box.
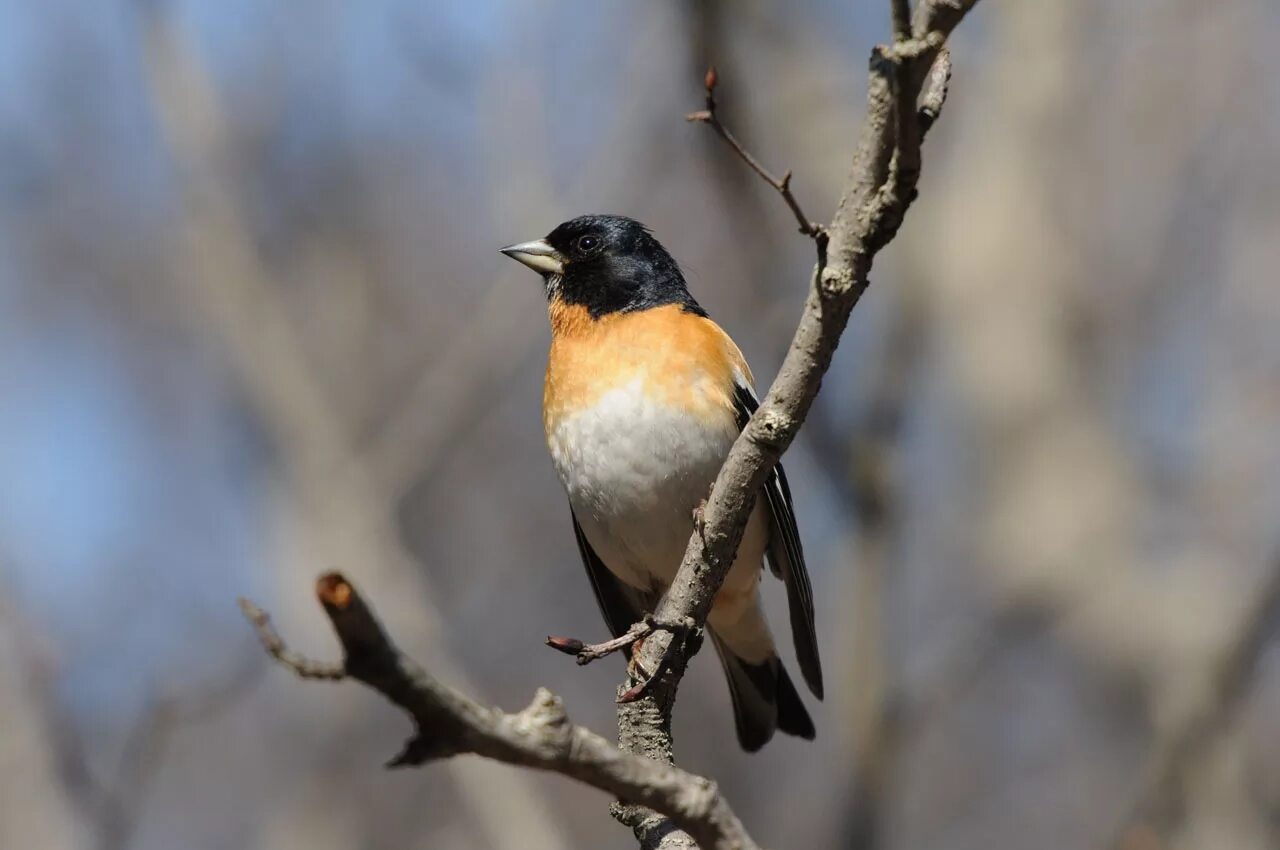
[576,235,600,253]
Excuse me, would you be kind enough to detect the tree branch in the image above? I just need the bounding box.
[249,3,983,846]
[239,574,761,850]
[615,1,979,841]
[660,6,971,633]
[686,66,825,240]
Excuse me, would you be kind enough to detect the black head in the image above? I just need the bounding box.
[500,214,705,318]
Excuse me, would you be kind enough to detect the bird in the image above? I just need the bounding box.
[501,214,822,751]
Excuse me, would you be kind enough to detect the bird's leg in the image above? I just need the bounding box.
[625,635,648,679]
[617,616,700,704]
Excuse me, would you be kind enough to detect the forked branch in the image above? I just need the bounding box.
[239,574,759,850]
[619,1,979,842]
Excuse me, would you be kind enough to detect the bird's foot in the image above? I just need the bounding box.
[617,616,699,704]
[692,499,708,539]
[625,636,649,679]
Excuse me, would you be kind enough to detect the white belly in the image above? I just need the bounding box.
[547,376,759,591]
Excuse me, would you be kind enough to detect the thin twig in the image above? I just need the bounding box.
[546,614,697,669]
[687,66,825,240]
[642,0,980,673]
[242,573,761,850]
[547,619,652,665]
[238,598,345,680]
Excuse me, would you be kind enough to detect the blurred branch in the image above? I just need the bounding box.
[836,280,1055,849]
[842,290,915,850]
[7,595,263,850]
[240,576,760,850]
[846,600,1052,848]
[1108,559,1280,850]
[363,19,689,503]
[91,651,265,850]
[840,279,919,850]
[140,8,573,845]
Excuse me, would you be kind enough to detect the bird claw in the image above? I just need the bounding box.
[616,616,699,704]
[692,499,708,539]
[617,673,659,704]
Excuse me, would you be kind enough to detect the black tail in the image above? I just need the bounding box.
[710,632,815,751]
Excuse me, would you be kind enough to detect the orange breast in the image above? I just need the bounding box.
[543,301,753,435]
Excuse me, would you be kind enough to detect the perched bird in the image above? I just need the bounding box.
[501,214,822,750]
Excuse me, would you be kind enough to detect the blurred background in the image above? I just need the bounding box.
[2,1,1279,849]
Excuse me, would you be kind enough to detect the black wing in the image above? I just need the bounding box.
[733,382,824,699]
[570,511,654,648]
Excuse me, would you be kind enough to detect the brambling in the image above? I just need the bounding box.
[502,214,822,751]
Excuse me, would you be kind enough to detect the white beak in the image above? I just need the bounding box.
[500,239,565,276]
